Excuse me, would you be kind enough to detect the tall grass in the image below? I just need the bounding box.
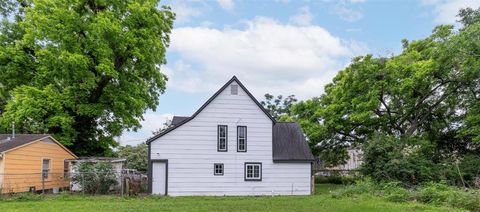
[331,178,480,211]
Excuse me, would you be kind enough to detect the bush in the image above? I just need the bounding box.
[72,162,118,194]
[416,182,480,210]
[332,179,480,211]
[315,174,357,185]
[115,144,148,172]
[360,134,444,186]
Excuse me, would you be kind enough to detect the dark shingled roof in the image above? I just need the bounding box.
[273,123,314,161]
[171,116,190,126]
[0,134,50,153]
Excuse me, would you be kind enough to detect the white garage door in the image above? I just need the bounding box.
[152,161,167,195]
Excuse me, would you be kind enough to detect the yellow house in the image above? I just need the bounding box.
[0,134,77,193]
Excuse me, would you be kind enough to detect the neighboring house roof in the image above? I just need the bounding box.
[171,116,190,126]
[273,122,314,161]
[146,76,276,143]
[0,134,76,157]
[0,134,48,153]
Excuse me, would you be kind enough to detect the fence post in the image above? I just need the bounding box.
[121,172,123,197]
[82,173,85,195]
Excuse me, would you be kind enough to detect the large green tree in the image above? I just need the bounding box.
[0,0,175,156]
[260,93,297,120]
[116,143,148,172]
[293,8,480,166]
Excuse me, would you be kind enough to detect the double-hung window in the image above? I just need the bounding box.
[42,159,50,180]
[217,125,228,151]
[244,163,262,181]
[214,163,224,176]
[64,161,69,179]
[237,126,247,152]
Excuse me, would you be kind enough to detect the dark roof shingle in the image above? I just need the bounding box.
[0,134,50,153]
[171,116,190,126]
[273,122,314,161]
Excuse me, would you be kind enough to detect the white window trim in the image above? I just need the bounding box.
[41,158,51,181]
[214,163,224,176]
[217,125,228,152]
[237,126,247,152]
[244,162,262,181]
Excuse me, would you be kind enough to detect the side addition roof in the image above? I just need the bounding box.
[272,122,314,162]
[171,116,190,126]
[146,76,276,144]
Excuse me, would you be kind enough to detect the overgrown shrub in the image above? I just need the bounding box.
[361,134,480,189]
[332,179,480,211]
[360,134,442,186]
[315,175,358,185]
[416,182,480,210]
[72,162,117,194]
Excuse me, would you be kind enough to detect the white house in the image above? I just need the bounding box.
[146,76,314,196]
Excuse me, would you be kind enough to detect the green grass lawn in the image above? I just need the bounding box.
[0,184,463,212]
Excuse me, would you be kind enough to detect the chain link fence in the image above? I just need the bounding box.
[0,171,147,196]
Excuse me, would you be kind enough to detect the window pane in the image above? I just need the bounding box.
[42,159,49,170]
[238,127,246,139]
[220,127,225,137]
[219,139,226,149]
[254,166,259,178]
[247,166,253,178]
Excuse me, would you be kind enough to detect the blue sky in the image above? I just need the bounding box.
[120,0,480,145]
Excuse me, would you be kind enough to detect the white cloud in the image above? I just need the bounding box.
[333,5,363,22]
[289,6,313,26]
[217,0,235,11]
[422,0,480,24]
[319,0,365,22]
[120,112,173,146]
[167,1,207,24]
[166,16,368,99]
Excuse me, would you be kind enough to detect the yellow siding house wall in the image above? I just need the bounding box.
[0,139,76,193]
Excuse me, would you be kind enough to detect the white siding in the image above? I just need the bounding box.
[150,81,311,196]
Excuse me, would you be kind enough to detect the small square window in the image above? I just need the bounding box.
[231,84,238,95]
[214,163,224,176]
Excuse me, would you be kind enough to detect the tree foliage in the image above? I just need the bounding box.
[260,93,297,121]
[116,143,147,172]
[0,0,175,155]
[292,8,480,166]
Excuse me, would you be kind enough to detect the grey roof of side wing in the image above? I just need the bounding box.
[0,134,51,153]
[146,76,276,144]
[272,122,314,161]
[171,116,190,126]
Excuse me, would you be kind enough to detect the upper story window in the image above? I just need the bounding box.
[237,126,247,152]
[214,163,224,176]
[230,84,238,95]
[217,125,228,152]
[245,162,262,181]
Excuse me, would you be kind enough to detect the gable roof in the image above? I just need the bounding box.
[147,76,276,144]
[0,134,77,157]
[272,122,314,161]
